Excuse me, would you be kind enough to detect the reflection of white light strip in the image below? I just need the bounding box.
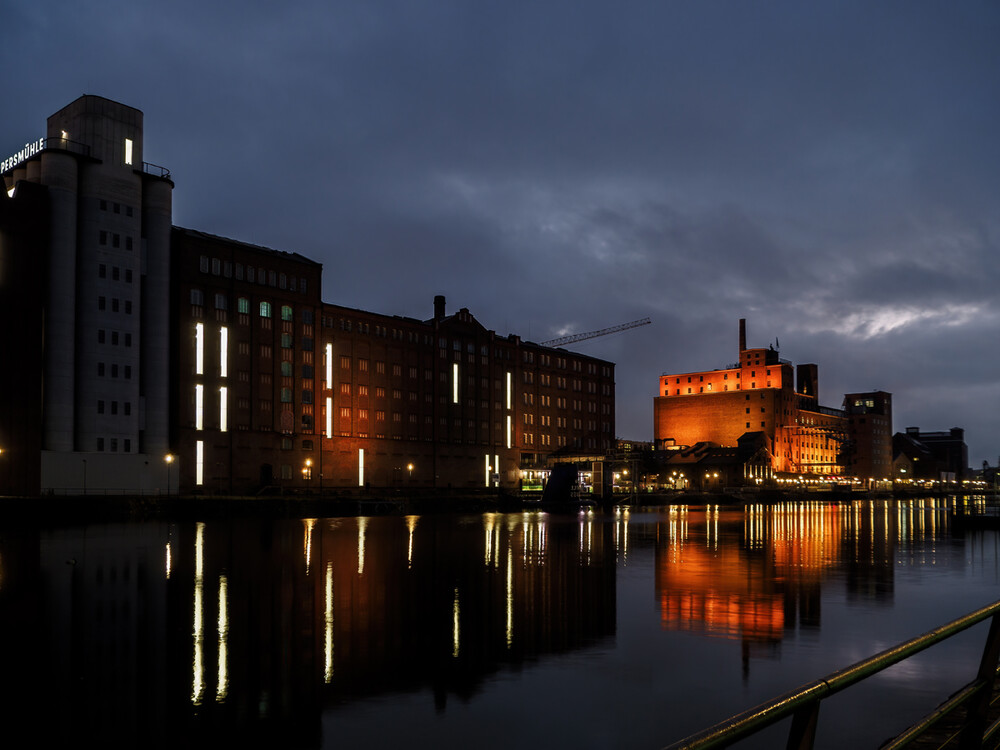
[219,386,227,432]
[452,363,459,403]
[192,522,204,704]
[219,327,228,377]
[326,343,333,389]
[217,575,229,702]
[326,397,332,438]
[452,588,461,658]
[195,385,204,430]
[325,561,334,682]
[195,323,204,375]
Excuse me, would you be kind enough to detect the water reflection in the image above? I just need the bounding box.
[0,497,994,749]
[653,500,959,669]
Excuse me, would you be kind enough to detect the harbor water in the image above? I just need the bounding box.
[1,497,998,748]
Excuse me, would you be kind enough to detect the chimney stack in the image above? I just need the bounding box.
[434,295,446,320]
[739,318,746,353]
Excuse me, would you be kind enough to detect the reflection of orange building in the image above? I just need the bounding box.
[653,320,848,479]
[655,505,843,650]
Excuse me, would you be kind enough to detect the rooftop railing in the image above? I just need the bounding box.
[663,599,1000,750]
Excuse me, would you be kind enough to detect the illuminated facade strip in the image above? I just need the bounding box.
[326,343,333,390]
[219,326,228,378]
[325,396,333,438]
[195,323,204,375]
[219,386,227,432]
[195,384,204,430]
[196,440,204,485]
[452,363,459,404]
[358,448,364,487]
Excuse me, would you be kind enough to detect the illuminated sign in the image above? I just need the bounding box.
[2,138,45,173]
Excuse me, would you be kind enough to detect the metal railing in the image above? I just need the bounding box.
[663,599,1000,750]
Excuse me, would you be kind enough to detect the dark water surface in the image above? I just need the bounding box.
[1,497,998,749]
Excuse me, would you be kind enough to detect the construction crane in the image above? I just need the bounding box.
[540,317,651,347]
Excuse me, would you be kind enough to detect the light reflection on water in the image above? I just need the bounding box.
[0,497,997,749]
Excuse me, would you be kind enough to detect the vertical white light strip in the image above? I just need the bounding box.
[124,138,133,166]
[452,363,459,404]
[219,326,228,378]
[195,385,204,430]
[219,386,228,432]
[326,343,333,390]
[506,415,512,449]
[494,454,499,485]
[506,371,512,409]
[485,454,491,487]
[195,323,204,375]
[196,440,204,486]
[325,397,332,438]
[358,448,365,487]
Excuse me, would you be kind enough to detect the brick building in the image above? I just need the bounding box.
[2,95,616,496]
[654,320,847,480]
[313,296,615,491]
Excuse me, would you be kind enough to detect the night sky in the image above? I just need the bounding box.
[4,1,998,466]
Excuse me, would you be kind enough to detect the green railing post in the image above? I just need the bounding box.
[960,612,1000,749]
[786,701,820,750]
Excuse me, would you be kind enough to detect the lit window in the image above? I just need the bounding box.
[124,138,133,166]
[259,301,272,318]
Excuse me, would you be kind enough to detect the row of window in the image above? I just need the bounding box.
[97,330,132,347]
[97,362,132,379]
[95,437,132,453]
[98,231,133,251]
[198,255,310,294]
[97,400,132,416]
[98,264,133,283]
[99,200,133,217]
[97,296,133,314]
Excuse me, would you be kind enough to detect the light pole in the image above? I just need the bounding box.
[165,454,174,496]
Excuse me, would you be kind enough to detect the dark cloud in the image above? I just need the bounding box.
[4,0,998,464]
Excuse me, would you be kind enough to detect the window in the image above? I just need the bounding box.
[281,361,293,377]
[280,388,292,403]
[260,301,272,318]
[281,333,293,349]
[281,305,293,321]
[214,294,227,310]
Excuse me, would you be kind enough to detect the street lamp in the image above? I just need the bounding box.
[407,463,414,482]
[165,454,174,496]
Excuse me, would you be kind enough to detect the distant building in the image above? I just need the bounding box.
[2,95,615,496]
[843,391,893,481]
[893,427,968,482]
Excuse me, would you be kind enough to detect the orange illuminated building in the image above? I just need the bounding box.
[654,320,847,480]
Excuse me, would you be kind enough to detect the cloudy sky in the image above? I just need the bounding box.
[4,1,998,466]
